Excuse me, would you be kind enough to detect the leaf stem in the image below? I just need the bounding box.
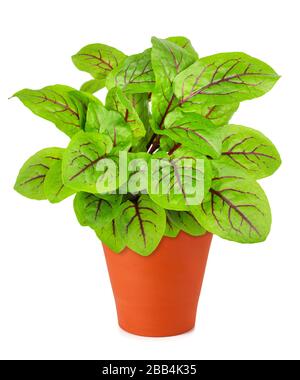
[168,143,181,156]
[147,134,161,154]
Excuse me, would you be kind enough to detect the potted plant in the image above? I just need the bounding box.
[13,36,281,337]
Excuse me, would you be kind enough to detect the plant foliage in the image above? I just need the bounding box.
[14,37,281,255]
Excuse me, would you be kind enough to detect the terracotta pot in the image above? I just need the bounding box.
[103,232,213,337]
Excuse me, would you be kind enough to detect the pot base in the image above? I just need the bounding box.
[119,323,195,338]
[104,232,212,338]
[116,298,198,337]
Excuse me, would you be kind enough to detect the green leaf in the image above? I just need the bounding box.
[80,79,106,94]
[151,37,197,81]
[15,148,64,200]
[105,88,146,142]
[72,43,126,80]
[219,125,281,179]
[149,151,211,210]
[180,102,239,127]
[44,160,75,203]
[96,218,126,253]
[165,211,180,237]
[167,36,198,60]
[62,131,113,193]
[172,147,213,195]
[129,93,151,127]
[122,152,151,194]
[14,85,88,137]
[174,52,280,105]
[167,210,206,236]
[69,89,103,106]
[159,135,176,152]
[85,102,133,151]
[192,162,272,243]
[106,49,155,93]
[163,110,222,158]
[151,37,197,131]
[126,93,151,151]
[74,192,122,229]
[118,195,166,256]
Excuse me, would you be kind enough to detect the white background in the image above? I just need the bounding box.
[0,0,299,360]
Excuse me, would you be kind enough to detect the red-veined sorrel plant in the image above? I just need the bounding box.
[14,36,281,255]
